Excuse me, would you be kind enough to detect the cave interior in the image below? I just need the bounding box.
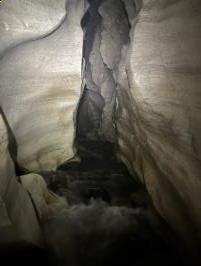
[0,0,200,265]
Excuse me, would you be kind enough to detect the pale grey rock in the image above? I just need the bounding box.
[98,0,130,142]
[77,0,130,143]
[0,0,84,244]
[21,173,68,221]
[88,21,116,141]
[116,0,201,249]
[81,0,130,142]
[0,0,84,171]
[0,113,42,244]
[0,0,66,54]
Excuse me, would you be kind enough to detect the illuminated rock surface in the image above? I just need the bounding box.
[0,110,42,244]
[0,0,84,245]
[0,0,84,171]
[0,0,66,54]
[116,0,201,248]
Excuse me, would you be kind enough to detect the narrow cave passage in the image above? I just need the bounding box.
[37,1,189,265]
[0,0,194,265]
[76,0,105,144]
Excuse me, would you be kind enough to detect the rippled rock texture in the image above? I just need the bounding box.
[0,0,84,245]
[116,0,201,249]
[0,109,42,244]
[0,0,84,171]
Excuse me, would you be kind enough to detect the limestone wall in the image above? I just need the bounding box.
[116,0,201,248]
[0,0,84,171]
[0,112,42,244]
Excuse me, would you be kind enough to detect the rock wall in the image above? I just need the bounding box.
[0,110,42,244]
[116,0,201,249]
[0,0,84,171]
[0,0,66,54]
[0,0,84,245]
[76,0,135,145]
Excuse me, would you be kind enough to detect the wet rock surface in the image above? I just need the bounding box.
[0,0,84,171]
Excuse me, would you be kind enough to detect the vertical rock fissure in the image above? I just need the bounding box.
[76,0,105,149]
[75,0,132,160]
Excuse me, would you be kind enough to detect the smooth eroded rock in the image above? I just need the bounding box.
[116,0,201,249]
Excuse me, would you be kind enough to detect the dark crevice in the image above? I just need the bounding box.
[75,0,104,150]
[119,0,133,30]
